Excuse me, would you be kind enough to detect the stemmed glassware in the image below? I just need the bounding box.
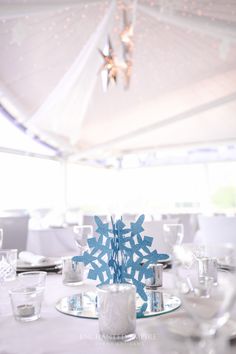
[173,242,236,353]
[163,223,184,258]
[73,225,93,255]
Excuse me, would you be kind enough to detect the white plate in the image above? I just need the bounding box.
[17,257,62,270]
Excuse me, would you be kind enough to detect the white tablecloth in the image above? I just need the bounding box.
[0,271,235,354]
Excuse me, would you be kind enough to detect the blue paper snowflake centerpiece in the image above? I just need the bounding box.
[73,214,169,301]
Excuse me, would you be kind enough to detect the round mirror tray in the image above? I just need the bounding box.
[56,290,181,319]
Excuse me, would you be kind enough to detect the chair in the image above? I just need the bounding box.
[194,215,236,246]
[27,226,78,257]
[0,211,30,252]
[121,213,138,224]
[167,213,199,243]
[143,219,178,254]
[83,214,109,236]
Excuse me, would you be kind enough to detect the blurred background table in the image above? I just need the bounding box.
[26,226,78,257]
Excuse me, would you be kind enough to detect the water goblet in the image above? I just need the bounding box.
[173,243,236,353]
[163,223,184,258]
[73,225,93,254]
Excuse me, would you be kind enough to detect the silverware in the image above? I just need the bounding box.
[17,265,62,274]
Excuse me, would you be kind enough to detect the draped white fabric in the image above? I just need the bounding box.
[0,0,236,159]
[27,0,116,148]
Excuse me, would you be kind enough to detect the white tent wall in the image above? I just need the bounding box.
[0,147,236,216]
[66,162,118,214]
[0,152,64,210]
[65,160,236,215]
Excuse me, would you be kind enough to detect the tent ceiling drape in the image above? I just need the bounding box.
[0,0,236,162]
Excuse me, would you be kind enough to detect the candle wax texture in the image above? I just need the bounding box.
[98,284,136,336]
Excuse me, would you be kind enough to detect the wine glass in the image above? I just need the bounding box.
[173,243,236,353]
[73,225,93,254]
[163,223,184,258]
[0,229,3,249]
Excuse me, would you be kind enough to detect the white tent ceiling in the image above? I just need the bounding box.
[0,0,236,162]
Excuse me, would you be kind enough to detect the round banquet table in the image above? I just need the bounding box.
[0,271,235,354]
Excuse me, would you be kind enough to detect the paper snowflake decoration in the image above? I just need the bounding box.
[73,214,169,301]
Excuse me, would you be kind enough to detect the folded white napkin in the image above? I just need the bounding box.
[19,251,47,265]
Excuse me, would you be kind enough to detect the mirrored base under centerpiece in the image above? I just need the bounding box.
[55,290,181,319]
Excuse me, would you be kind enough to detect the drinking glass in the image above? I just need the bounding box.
[198,257,218,284]
[178,243,206,260]
[0,249,17,282]
[9,286,44,322]
[173,243,236,353]
[18,271,47,290]
[62,257,84,286]
[0,249,17,316]
[0,229,3,249]
[163,223,184,257]
[73,225,93,254]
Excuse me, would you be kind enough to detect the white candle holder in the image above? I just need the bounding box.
[62,257,84,286]
[9,287,44,322]
[98,283,136,342]
[145,263,163,289]
[18,271,47,290]
[198,257,218,284]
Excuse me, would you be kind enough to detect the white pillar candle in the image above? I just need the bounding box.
[98,283,136,342]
